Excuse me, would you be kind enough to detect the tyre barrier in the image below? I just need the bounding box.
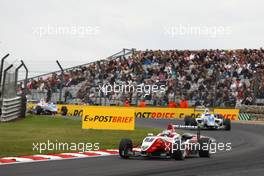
[237,105,264,121]
[0,97,22,122]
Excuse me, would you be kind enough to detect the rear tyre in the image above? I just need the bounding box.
[223,118,231,131]
[199,138,211,157]
[119,138,133,159]
[184,116,191,126]
[35,106,43,115]
[190,118,197,126]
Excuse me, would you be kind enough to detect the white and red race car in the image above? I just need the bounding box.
[119,124,214,160]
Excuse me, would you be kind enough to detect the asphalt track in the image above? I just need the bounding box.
[1,119,264,176]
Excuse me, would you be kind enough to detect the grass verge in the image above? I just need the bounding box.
[0,115,161,157]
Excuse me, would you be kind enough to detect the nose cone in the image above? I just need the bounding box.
[141,145,149,151]
[207,116,215,126]
[141,140,152,151]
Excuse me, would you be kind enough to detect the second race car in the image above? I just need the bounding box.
[184,108,231,130]
[28,99,58,115]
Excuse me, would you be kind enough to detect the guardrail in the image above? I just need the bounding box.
[0,97,22,122]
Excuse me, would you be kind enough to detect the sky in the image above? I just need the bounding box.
[0,0,264,79]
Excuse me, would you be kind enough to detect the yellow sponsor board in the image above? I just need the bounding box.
[57,104,85,116]
[134,107,194,119]
[82,106,135,130]
[214,108,239,120]
[27,103,239,121]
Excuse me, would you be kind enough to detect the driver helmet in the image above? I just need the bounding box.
[162,130,171,136]
[40,98,45,104]
[204,108,210,114]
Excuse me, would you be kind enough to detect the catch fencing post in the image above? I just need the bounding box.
[56,60,64,103]
[21,61,28,94]
[15,62,23,86]
[0,54,9,87]
[1,64,13,99]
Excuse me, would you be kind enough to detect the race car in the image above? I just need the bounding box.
[184,109,231,130]
[28,99,58,115]
[119,124,214,160]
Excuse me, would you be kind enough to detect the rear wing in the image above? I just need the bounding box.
[172,125,198,129]
[167,123,199,130]
[167,124,201,140]
[194,107,214,116]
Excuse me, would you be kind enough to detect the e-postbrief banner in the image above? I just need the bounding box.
[57,104,85,116]
[82,106,135,130]
[57,105,195,119]
[134,107,194,119]
[29,103,239,121]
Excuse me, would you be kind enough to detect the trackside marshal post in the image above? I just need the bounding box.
[82,107,135,130]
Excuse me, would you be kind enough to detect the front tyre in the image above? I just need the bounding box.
[119,138,133,159]
[223,118,231,131]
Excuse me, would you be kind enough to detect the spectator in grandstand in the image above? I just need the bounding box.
[168,101,177,108]
[138,99,146,107]
[180,98,188,108]
[124,99,130,107]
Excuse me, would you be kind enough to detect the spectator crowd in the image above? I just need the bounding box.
[25,48,264,107]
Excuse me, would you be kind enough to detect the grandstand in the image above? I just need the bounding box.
[25,48,264,107]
